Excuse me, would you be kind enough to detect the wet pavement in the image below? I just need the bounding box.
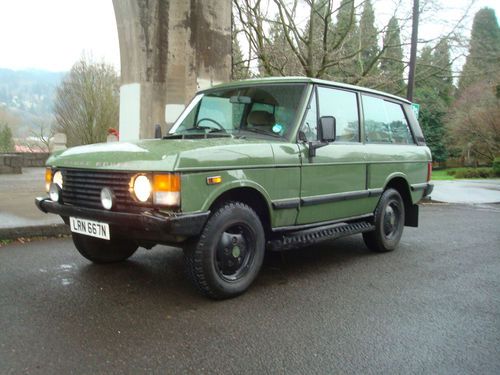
[1,203,499,374]
[431,179,500,204]
[0,168,63,229]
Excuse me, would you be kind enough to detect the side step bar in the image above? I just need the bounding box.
[268,221,375,251]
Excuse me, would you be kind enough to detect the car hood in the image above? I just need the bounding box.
[47,137,277,171]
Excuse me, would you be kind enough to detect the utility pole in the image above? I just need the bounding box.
[407,0,419,102]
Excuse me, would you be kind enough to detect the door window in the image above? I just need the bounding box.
[317,87,360,142]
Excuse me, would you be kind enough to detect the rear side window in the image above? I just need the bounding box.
[362,95,415,144]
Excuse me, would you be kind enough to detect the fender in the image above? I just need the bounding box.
[200,178,273,215]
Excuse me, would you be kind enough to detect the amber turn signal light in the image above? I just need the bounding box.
[153,174,180,192]
[45,168,52,192]
[153,174,181,206]
[207,176,222,185]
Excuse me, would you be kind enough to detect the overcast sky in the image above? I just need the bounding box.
[0,0,498,73]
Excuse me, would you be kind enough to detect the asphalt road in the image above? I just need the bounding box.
[1,203,499,374]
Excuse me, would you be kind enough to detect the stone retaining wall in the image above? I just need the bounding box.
[0,153,50,174]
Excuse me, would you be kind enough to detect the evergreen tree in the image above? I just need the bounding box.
[330,0,359,82]
[334,0,356,46]
[458,8,500,91]
[0,123,15,153]
[232,31,250,80]
[415,46,433,91]
[380,17,405,94]
[358,0,379,85]
[432,39,454,104]
[414,41,454,163]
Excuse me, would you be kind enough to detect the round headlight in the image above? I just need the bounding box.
[101,187,114,210]
[53,170,63,189]
[49,182,61,202]
[133,175,152,202]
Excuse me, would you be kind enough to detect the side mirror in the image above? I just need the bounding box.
[308,116,336,158]
[318,116,336,142]
[154,124,162,139]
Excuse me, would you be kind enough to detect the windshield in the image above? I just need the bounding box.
[169,84,306,139]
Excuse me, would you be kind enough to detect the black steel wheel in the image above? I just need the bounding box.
[363,188,405,252]
[184,202,265,299]
[72,233,138,264]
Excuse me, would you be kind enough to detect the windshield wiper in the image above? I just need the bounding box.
[239,128,281,138]
[163,130,235,140]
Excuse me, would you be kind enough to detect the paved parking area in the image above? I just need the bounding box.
[0,203,499,374]
[0,168,62,228]
[431,179,500,204]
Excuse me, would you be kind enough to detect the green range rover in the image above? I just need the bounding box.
[36,77,433,299]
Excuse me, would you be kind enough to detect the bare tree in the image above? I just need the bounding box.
[234,0,411,83]
[54,57,119,147]
[447,81,500,164]
[17,121,55,152]
[233,0,473,93]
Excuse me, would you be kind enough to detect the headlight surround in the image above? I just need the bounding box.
[131,173,181,207]
[49,182,61,202]
[100,187,114,210]
[133,175,152,202]
[53,170,63,189]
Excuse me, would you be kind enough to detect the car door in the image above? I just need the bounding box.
[297,85,370,225]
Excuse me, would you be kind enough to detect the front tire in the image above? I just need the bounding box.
[363,188,405,252]
[72,233,138,263]
[184,202,265,299]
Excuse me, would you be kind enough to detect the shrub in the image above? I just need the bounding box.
[446,170,456,176]
[493,157,500,177]
[454,167,493,179]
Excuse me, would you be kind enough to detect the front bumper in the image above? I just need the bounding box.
[35,197,210,243]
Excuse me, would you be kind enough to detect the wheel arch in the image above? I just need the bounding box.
[207,186,273,239]
[384,176,419,227]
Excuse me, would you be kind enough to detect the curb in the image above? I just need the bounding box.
[0,224,70,240]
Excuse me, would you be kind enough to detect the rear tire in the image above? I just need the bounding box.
[72,233,138,264]
[363,188,405,252]
[184,202,265,299]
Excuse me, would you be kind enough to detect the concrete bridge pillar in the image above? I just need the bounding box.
[113,0,232,140]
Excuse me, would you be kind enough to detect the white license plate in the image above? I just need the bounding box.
[70,217,110,240]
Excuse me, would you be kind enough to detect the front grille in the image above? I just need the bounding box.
[61,169,148,210]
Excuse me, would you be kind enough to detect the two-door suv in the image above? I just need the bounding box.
[36,77,433,299]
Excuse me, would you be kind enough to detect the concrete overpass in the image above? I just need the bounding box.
[112,0,232,140]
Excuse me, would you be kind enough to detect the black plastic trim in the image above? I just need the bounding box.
[272,198,301,209]
[272,213,373,232]
[269,220,375,251]
[300,188,382,206]
[35,197,209,241]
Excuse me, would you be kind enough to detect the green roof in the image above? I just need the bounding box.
[202,76,410,104]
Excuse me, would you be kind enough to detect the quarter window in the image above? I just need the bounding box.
[300,91,318,141]
[362,95,415,144]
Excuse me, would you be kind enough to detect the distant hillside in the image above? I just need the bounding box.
[0,68,65,115]
[0,68,66,136]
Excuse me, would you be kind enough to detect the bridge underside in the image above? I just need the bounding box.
[113,0,231,140]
